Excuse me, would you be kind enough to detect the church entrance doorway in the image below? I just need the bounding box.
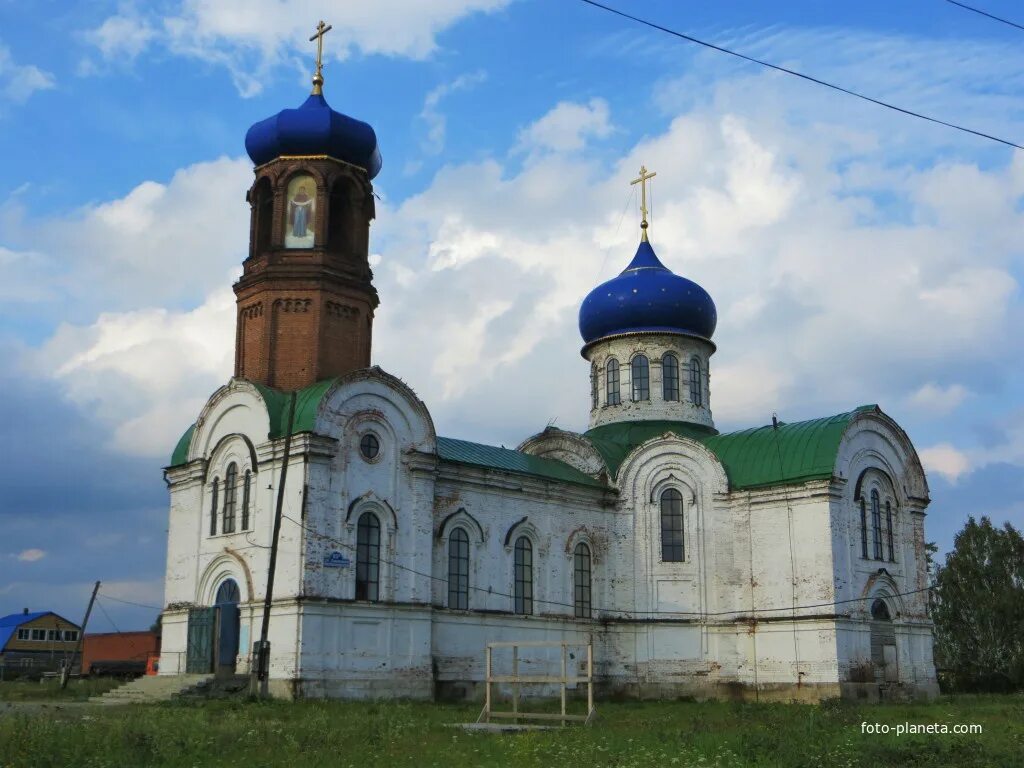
[214,579,241,676]
[870,598,898,684]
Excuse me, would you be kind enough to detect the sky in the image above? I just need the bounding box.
[1,0,1022,631]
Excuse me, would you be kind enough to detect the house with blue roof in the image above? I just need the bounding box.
[0,610,81,674]
[157,30,937,703]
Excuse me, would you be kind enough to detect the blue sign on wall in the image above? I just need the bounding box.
[323,551,351,568]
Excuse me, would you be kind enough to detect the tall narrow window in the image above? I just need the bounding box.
[689,357,703,406]
[222,463,238,534]
[574,543,592,619]
[860,498,869,559]
[606,358,621,405]
[631,355,650,401]
[254,177,273,251]
[448,528,470,610]
[241,470,252,530]
[871,489,883,560]
[662,353,680,401]
[355,512,381,601]
[886,501,895,562]
[513,537,533,615]
[328,178,351,249]
[591,363,599,409]
[210,478,219,536]
[660,488,685,562]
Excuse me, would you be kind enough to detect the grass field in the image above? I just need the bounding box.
[0,693,1021,767]
[0,678,121,702]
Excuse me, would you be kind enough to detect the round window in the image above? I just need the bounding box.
[359,433,380,461]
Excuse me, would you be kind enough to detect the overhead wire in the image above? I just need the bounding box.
[944,0,1024,32]
[283,513,932,621]
[577,0,1024,151]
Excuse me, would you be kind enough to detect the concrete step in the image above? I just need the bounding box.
[89,674,216,704]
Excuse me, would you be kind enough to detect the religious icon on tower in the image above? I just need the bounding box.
[285,175,316,248]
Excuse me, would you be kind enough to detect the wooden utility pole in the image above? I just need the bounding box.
[251,392,296,698]
[62,580,99,689]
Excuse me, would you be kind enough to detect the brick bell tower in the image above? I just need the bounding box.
[234,21,383,391]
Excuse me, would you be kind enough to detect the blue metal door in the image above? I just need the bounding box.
[217,603,240,668]
[214,579,241,674]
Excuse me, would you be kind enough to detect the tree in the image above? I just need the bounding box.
[932,516,1024,692]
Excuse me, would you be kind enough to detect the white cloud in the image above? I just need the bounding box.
[16,548,46,562]
[417,70,487,157]
[86,1,511,96]
[515,98,613,154]
[36,289,235,457]
[906,383,969,415]
[4,156,252,313]
[0,44,55,104]
[84,11,156,62]
[14,31,1024,463]
[919,443,972,483]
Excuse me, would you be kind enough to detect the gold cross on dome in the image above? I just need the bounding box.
[309,20,333,95]
[630,164,657,241]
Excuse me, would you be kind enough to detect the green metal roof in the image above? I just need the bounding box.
[168,378,339,467]
[585,406,877,489]
[170,423,196,467]
[436,436,604,488]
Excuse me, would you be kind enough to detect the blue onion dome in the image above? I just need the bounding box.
[245,92,382,179]
[578,239,717,346]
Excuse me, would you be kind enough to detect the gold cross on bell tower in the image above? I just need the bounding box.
[630,164,657,242]
[309,20,333,95]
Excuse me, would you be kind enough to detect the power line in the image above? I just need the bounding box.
[945,0,1024,33]
[283,513,933,621]
[577,0,1024,151]
[96,592,161,611]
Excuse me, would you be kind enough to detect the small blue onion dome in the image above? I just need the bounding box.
[579,239,717,346]
[245,93,382,178]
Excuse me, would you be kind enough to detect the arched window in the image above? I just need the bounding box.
[222,463,238,534]
[355,512,381,601]
[591,363,599,410]
[662,353,680,401]
[448,528,470,610]
[631,355,650,401]
[328,178,351,249]
[606,358,621,405]
[254,177,273,251]
[574,543,592,619]
[215,579,240,605]
[241,470,252,530]
[886,501,895,562]
[689,357,703,407]
[660,488,685,562]
[210,478,219,536]
[871,598,891,621]
[871,489,883,560]
[860,498,869,559]
[513,537,533,615]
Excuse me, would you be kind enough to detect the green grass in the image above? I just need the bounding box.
[0,677,122,702]
[0,695,1021,768]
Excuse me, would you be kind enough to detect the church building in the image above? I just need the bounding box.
[160,29,939,701]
